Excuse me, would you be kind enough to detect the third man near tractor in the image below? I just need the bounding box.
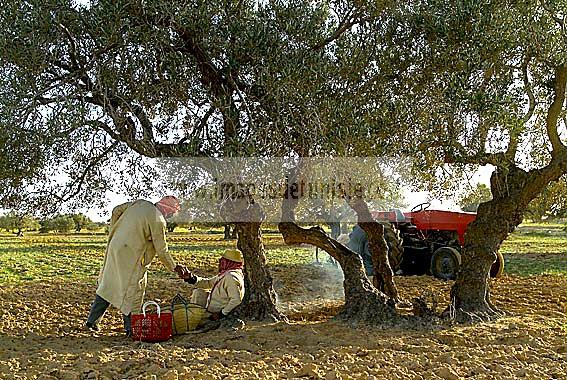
[85,196,189,336]
[347,224,374,280]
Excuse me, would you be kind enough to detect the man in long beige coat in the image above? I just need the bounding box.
[85,196,187,335]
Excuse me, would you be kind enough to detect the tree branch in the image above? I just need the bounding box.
[546,64,567,157]
[476,116,490,157]
[179,106,216,144]
[170,23,234,97]
[506,54,536,158]
[87,120,122,141]
[343,193,399,300]
[130,104,154,142]
[540,1,565,29]
[56,22,81,70]
[311,8,368,51]
[58,142,119,202]
[88,117,204,158]
[280,160,305,223]
[520,54,536,125]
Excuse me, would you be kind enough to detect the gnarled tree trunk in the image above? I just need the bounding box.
[278,172,398,324]
[450,63,567,322]
[279,222,398,323]
[344,196,399,301]
[219,183,284,322]
[234,220,284,322]
[450,165,565,321]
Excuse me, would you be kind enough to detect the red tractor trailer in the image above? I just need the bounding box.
[372,202,504,280]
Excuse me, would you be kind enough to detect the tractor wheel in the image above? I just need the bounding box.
[430,247,461,280]
[380,221,404,273]
[490,251,505,278]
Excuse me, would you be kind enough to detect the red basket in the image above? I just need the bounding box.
[131,301,172,343]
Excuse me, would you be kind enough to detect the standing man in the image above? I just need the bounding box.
[347,224,373,280]
[85,196,188,335]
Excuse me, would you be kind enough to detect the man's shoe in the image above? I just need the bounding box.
[85,322,100,331]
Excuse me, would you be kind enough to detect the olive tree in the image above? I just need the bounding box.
[0,0,407,322]
[0,211,40,235]
[391,0,567,321]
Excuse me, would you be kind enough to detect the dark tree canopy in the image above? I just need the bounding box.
[0,0,404,213]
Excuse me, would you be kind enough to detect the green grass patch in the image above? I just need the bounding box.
[500,225,566,276]
[266,247,313,267]
[504,254,567,277]
[519,221,566,228]
[1,225,564,285]
[500,233,567,255]
[0,241,103,283]
[0,233,314,285]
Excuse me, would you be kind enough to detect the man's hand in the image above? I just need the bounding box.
[175,265,198,284]
[174,265,190,279]
[209,312,225,321]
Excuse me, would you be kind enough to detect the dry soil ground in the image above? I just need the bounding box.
[1,261,567,380]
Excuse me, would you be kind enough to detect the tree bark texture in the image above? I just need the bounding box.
[233,220,285,322]
[218,184,284,322]
[344,196,399,301]
[451,164,566,321]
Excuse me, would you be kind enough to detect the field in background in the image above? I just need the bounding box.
[0,232,314,285]
[500,224,567,276]
[0,223,565,285]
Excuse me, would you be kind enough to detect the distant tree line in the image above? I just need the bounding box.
[0,213,282,236]
[0,212,104,235]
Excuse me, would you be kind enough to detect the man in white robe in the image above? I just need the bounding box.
[85,196,188,335]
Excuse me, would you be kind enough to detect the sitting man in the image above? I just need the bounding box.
[182,249,245,322]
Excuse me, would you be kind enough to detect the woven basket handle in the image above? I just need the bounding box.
[171,293,188,308]
[142,301,161,317]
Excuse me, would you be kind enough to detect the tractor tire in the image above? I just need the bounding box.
[490,251,505,278]
[430,246,461,280]
[380,221,404,273]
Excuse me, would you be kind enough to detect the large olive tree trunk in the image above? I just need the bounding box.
[219,183,284,322]
[450,165,565,321]
[234,220,284,321]
[278,175,398,324]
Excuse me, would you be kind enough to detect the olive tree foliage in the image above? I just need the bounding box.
[385,0,567,320]
[458,183,492,212]
[525,175,567,222]
[0,0,401,212]
[1,0,411,322]
[394,0,567,172]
